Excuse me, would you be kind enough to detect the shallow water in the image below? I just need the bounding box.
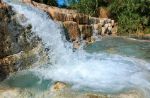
[1,0,150,97]
[85,37,150,61]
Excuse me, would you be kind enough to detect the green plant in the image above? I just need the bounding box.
[109,0,150,35]
[70,0,108,16]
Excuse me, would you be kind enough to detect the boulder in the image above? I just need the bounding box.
[50,81,67,92]
[63,21,80,41]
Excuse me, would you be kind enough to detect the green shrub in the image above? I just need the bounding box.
[70,0,108,16]
[109,0,150,35]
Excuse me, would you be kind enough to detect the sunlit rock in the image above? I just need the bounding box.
[63,21,80,41]
[22,0,32,3]
[93,23,102,35]
[50,81,67,92]
[73,13,89,24]
[25,0,116,42]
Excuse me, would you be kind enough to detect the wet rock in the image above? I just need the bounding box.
[93,23,102,35]
[86,94,108,98]
[50,81,67,92]
[89,17,100,24]
[73,13,89,24]
[0,2,48,80]
[73,40,80,50]
[63,21,80,41]
[79,25,93,40]
[27,1,116,41]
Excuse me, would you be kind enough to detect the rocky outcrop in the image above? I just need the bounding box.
[25,1,116,43]
[0,1,48,80]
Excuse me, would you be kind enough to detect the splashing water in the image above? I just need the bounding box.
[2,0,150,97]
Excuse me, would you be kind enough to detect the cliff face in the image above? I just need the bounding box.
[0,1,48,80]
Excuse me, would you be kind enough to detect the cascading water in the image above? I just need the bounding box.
[2,0,150,98]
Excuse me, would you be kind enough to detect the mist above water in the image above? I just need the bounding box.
[3,0,150,97]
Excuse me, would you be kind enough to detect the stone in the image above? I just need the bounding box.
[100,19,105,26]
[50,81,67,92]
[79,25,93,40]
[63,21,80,41]
[102,27,106,35]
[47,6,57,19]
[89,17,100,24]
[111,20,115,27]
[22,0,32,3]
[73,40,80,50]
[93,23,102,35]
[74,13,89,24]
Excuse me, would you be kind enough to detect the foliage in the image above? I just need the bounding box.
[109,0,150,35]
[70,0,108,16]
[33,0,58,6]
[69,0,150,35]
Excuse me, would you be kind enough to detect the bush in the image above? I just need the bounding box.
[109,0,150,35]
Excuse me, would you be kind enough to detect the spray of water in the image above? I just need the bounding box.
[3,0,150,97]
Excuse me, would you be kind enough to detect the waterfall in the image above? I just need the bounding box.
[3,0,150,97]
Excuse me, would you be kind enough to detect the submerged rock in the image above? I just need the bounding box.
[50,81,67,92]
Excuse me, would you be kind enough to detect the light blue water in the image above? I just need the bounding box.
[85,37,150,61]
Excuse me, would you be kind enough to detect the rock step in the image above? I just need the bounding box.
[26,1,117,42]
